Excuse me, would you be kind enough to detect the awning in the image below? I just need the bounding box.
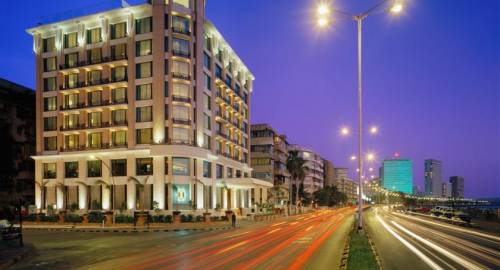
[217,178,273,189]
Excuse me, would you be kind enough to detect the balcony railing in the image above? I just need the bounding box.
[172,95,191,103]
[60,98,128,111]
[59,76,128,91]
[59,121,128,131]
[59,55,128,70]
[172,27,191,35]
[172,118,191,125]
[172,72,191,80]
[172,50,190,58]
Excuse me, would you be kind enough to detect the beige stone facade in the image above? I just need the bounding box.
[28,0,271,215]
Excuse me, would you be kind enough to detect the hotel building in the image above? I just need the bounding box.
[28,0,271,214]
[381,158,413,194]
[250,124,290,205]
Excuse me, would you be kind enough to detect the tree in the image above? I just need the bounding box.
[286,150,306,213]
[313,185,348,207]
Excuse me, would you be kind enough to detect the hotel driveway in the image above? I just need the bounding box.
[12,207,355,270]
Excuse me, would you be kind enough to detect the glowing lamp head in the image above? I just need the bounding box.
[390,3,403,14]
[317,17,329,28]
[350,155,357,161]
[340,127,350,136]
[369,126,378,134]
[366,153,375,161]
[317,4,330,16]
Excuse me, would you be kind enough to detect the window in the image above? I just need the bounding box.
[43,77,56,91]
[173,0,189,8]
[64,93,78,109]
[64,53,78,68]
[43,117,57,131]
[236,170,242,178]
[164,37,169,52]
[63,114,79,129]
[112,66,127,82]
[165,82,169,97]
[136,158,153,175]
[204,36,211,51]
[202,134,211,150]
[65,161,79,178]
[225,75,232,86]
[203,161,211,178]
[173,105,189,120]
[111,87,127,103]
[136,106,152,122]
[43,163,57,179]
[87,28,102,44]
[172,15,190,34]
[136,62,152,78]
[172,60,190,79]
[172,38,190,57]
[44,97,57,111]
[136,17,152,34]
[203,94,211,111]
[136,39,152,56]
[64,134,79,150]
[111,159,127,176]
[136,84,152,100]
[64,73,79,89]
[42,37,55,53]
[216,164,223,179]
[87,91,102,106]
[87,48,102,64]
[110,22,127,39]
[204,73,211,90]
[87,70,102,85]
[112,130,127,146]
[88,112,102,127]
[88,132,102,149]
[136,128,152,144]
[111,43,127,60]
[43,57,57,72]
[44,137,57,151]
[172,157,189,176]
[251,158,271,166]
[172,83,190,97]
[227,167,233,178]
[87,160,102,177]
[164,158,169,175]
[172,127,189,143]
[203,114,211,130]
[111,109,127,125]
[215,65,222,79]
[203,53,210,69]
[64,32,78,48]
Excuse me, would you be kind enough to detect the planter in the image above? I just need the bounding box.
[203,212,211,224]
[82,214,89,224]
[35,213,43,223]
[135,212,148,226]
[105,211,114,226]
[58,211,66,224]
[173,211,181,224]
[225,210,233,222]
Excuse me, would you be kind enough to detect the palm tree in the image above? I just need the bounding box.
[286,150,306,214]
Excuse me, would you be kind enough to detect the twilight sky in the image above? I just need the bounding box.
[0,0,498,198]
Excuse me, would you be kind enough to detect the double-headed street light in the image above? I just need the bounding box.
[316,0,404,230]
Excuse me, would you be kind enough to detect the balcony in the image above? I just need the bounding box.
[59,121,128,131]
[172,50,190,58]
[216,131,230,140]
[59,76,128,91]
[60,143,128,152]
[172,27,191,35]
[59,55,128,70]
[172,72,191,80]
[172,95,191,103]
[153,139,195,146]
[172,118,191,126]
[59,98,128,111]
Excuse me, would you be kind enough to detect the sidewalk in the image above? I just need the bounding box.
[0,241,32,270]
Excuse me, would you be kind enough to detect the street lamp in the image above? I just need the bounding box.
[315,0,405,230]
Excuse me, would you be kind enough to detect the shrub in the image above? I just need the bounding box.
[41,215,57,222]
[115,215,134,223]
[164,215,173,223]
[24,214,37,221]
[151,215,165,223]
[195,215,204,222]
[64,214,83,223]
[88,211,105,223]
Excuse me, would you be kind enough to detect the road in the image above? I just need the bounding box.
[13,207,356,270]
[365,206,500,270]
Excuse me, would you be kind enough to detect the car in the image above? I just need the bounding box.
[454,211,471,223]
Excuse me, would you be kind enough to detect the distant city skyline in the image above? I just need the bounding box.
[0,0,498,197]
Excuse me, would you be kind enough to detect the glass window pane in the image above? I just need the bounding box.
[172,157,189,176]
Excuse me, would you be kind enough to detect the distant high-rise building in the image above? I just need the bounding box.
[449,176,464,198]
[441,182,451,198]
[425,159,442,197]
[288,145,324,196]
[334,167,349,182]
[381,158,413,194]
[323,159,335,187]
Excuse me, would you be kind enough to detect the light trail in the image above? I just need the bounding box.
[266,228,282,235]
[215,240,249,255]
[305,225,314,232]
[376,215,444,270]
[391,221,485,270]
[271,222,287,227]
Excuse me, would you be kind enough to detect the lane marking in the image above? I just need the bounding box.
[215,240,249,255]
[271,222,287,227]
[266,228,282,235]
[376,215,443,270]
[392,212,500,242]
[305,225,314,232]
[391,221,485,270]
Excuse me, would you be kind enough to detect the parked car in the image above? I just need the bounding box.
[0,220,20,240]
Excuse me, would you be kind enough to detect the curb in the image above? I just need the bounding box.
[22,226,232,233]
[364,227,384,270]
[339,233,350,270]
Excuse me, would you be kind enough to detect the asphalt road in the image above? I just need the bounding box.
[365,206,500,270]
[13,207,356,270]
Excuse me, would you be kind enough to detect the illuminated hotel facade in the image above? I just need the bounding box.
[381,158,413,194]
[28,0,271,214]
